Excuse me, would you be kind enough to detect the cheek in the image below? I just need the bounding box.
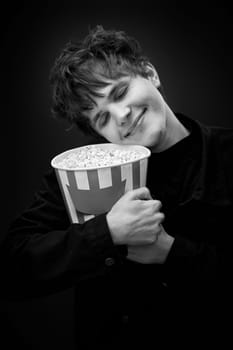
[147,93,164,112]
[145,106,166,126]
[101,123,121,143]
[142,109,167,140]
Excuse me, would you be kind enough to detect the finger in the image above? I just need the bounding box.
[127,187,152,201]
[143,199,162,210]
[153,200,162,211]
[154,212,165,224]
[144,212,165,224]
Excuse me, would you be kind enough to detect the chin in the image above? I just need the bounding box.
[143,129,164,149]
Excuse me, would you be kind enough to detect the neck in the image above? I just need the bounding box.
[151,107,190,153]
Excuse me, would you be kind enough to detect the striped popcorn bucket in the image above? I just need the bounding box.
[51,144,151,224]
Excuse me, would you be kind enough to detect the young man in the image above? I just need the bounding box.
[1,25,233,348]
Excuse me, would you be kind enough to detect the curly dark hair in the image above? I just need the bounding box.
[49,25,159,136]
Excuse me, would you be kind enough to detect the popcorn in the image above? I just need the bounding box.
[55,145,146,169]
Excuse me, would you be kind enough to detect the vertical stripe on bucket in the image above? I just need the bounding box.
[132,161,141,189]
[140,158,148,187]
[97,167,112,189]
[57,170,95,224]
[58,170,79,223]
[66,171,77,191]
[66,171,91,223]
[74,171,89,189]
[111,166,122,189]
[121,163,133,191]
[87,169,99,190]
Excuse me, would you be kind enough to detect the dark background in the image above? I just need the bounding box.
[1,2,233,349]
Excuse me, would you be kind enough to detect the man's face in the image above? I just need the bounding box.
[86,75,168,150]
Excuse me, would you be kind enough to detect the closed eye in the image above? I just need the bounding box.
[98,111,110,127]
[114,85,128,101]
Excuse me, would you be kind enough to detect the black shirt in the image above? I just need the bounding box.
[147,113,202,212]
[1,114,233,348]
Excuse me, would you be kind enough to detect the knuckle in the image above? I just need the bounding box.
[154,211,164,220]
[150,200,162,212]
[159,212,165,220]
[154,200,162,209]
[146,187,151,194]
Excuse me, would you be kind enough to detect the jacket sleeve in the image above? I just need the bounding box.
[163,235,218,284]
[162,130,233,287]
[0,170,127,299]
[162,204,233,287]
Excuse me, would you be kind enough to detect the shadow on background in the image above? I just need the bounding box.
[1,2,233,349]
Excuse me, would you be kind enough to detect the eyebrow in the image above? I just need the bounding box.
[92,80,129,126]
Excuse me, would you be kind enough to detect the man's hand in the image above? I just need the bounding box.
[106,187,164,246]
[127,226,175,264]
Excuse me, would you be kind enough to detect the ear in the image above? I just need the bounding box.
[145,63,161,87]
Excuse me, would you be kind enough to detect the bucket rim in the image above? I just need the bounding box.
[51,143,151,171]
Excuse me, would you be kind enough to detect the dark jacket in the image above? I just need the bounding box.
[1,114,233,348]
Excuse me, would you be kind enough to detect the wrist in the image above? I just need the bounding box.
[106,212,121,245]
[157,230,175,262]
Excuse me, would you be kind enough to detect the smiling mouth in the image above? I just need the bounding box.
[124,108,147,138]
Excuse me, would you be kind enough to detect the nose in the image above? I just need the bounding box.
[109,103,131,126]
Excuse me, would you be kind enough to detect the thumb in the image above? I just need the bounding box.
[127,187,152,201]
